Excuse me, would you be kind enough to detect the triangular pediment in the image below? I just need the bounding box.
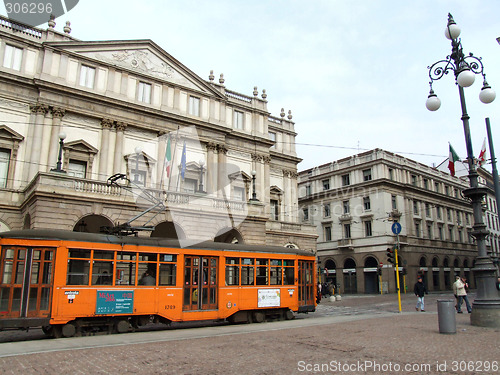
[0,125,24,142]
[64,139,98,154]
[45,40,224,98]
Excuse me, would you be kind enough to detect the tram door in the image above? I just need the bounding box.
[298,260,315,306]
[183,256,218,311]
[0,247,54,318]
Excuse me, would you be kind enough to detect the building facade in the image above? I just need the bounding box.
[0,16,316,251]
[299,149,478,294]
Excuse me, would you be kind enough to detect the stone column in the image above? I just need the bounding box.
[217,144,228,198]
[29,104,48,180]
[98,119,113,180]
[113,122,127,174]
[206,142,217,195]
[47,107,65,171]
[263,155,271,211]
[290,171,298,223]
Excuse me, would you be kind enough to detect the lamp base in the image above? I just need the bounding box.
[470,304,500,328]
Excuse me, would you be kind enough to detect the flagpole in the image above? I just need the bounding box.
[176,140,186,192]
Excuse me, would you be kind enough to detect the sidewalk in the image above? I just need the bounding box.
[0,292,498,375]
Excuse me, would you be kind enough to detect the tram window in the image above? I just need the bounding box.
[42,261,52,284]
[138,263,157,286]
[283,266,295,285]
[241,258,254,285]
[33,250,41,260]
[117,252,136,261]
[12,287,21,312]
[93,250,114,260]
[92,261,113,285]
[28,288,37,311]
[160,254,176,262]
[68,249,90,258]
[225,265,239,286]
[31,262,40,284]
[44,251,53,261]
[40,287,50,310]
[116,261,136,285]
[159,263,176,286]
[4,248,15,259]
[2,261,12,283]
[270,265,282,285]
[67,259,90,285]
[283,260,294,267]
[256,259,268,285]
[138,252,157,262]
[14,261,25,284]
[0,288,9,311]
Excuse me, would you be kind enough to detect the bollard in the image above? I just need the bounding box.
[329,295,335,302]
[437,299,456,334]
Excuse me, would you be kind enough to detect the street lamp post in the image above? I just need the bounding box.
[426,13,500,328]
[50,132,66,173]
[250,170,258,201]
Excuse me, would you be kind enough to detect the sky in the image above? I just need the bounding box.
[2,0,499,172]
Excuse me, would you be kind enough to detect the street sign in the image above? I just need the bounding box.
[391,222,402,235]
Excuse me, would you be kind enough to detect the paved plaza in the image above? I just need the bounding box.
[0,292,498,374]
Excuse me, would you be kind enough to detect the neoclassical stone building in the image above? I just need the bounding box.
[0,16,316,251]
[299,149,479,293]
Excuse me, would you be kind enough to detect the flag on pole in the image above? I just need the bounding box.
[448,143,460,176]
[478,138,487,167]
[165,135,172,177]
[180,141,186,180]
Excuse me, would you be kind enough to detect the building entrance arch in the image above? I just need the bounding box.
[150,221,186,239]
[343,258,357,294]
[73,215,113,234]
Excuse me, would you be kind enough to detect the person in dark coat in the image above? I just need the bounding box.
[414,276,428,312]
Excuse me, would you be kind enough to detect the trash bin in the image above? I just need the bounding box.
[437,299,456,334]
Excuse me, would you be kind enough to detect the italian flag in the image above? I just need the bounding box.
[448,144,460,177]
[165,136,172,177]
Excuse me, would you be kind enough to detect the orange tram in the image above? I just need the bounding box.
[0,230,317,337]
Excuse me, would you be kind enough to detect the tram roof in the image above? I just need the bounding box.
[0,229,314,257]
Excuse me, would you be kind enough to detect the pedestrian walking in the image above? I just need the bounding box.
[453,275,472,313]
[414,276,427,312]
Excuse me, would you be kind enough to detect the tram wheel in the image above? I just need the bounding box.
[61,322,76,337]
[115,319,130,334]
[285,309,295,320]
[253,311,265,323]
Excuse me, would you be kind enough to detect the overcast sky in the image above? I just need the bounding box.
[2,0,499,172]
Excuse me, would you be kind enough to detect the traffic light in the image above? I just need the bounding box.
[402,267,407,275]
[377,267,382,276]
[386,247,395,264]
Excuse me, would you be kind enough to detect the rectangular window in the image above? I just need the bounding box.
[67,249,91,285]
[182,178,197,193]
[437,206,442,219]
[438,226,443,240]
[388,168,394,180]
[269,132,276,149]
[79,65,95,89]
[423,179,429,189]
[365,221,372,237]
[305,185,311,196]
[427,224,432,240]
[283,260,294,285]
[270,199,279,220]
[241,258,254,285]
[233,187,245,201]
[324,203,330,218]
[344,224,351,239]
[322,179,330,190]
[425,203,431,217]
[3,45,23,71]
[269,259,282,285]
[159,254,177,286]
[413,201,419,215]
[363,169,372,181]
[233,110,244,129]
[411,175,417,186]
[68,160,87,179]
[188,96,200,116]
[342,174,350,186]
[415,222,420,238]
[303,208,309,221]
[256,259,268,285]
[363,197,371,211]
[392,195,397,210]
[324,226,332,242]
[343,200,350,214]
[138,81,152,103]
[0,149,10,188]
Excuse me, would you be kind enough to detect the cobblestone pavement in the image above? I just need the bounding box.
[0,292,499,375]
